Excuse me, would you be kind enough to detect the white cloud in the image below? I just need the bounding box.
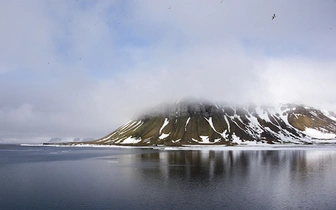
[263,58,336,109]
[1,0,336,142]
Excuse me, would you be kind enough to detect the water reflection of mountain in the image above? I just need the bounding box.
[133,150,336,183]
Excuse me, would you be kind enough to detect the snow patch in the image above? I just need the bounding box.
[191,138,199,143]
[118,120,133,130]
[221,130,228,139]
[224,115,230,132]
[205,117,216,132]
[322,110,336,122]
[200,136,210,144]
[303,128,336,139]
[159,133,170,139]
[131,121,143,131]
[99,134,114,141]
[255,107,270,122]
[172,139,181,143]
[196,136,219,144]
[231,134,242,144]
[185,117,191,131]
[311,139,336,144]
[118,121,143,134]
[214,138,221,143]
[120,137,142,144]
[159,118,169,134]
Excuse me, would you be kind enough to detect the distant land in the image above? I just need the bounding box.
[63,100,336,146]
[0,137,94,144]
[48,137,94,143]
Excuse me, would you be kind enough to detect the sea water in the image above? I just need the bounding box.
[1,144,336,210]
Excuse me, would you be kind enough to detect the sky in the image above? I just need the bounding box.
[1,0,336,142]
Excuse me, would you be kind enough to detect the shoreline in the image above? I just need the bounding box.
[19,142,336,151]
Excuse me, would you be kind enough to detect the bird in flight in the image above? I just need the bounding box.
[272,14,276,20]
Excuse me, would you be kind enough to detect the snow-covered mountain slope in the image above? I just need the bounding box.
[92,102,336,146]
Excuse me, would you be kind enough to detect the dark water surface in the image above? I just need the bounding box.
[1,145,336,210]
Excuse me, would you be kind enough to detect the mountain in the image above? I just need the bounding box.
[49,137,94,143]
[89,101,336,146]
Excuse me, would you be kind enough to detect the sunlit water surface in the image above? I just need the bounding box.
[1,144,336,210]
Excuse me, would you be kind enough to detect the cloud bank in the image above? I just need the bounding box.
[0,0,336,142]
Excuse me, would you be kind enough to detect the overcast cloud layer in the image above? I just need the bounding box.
[1,0,336,142]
